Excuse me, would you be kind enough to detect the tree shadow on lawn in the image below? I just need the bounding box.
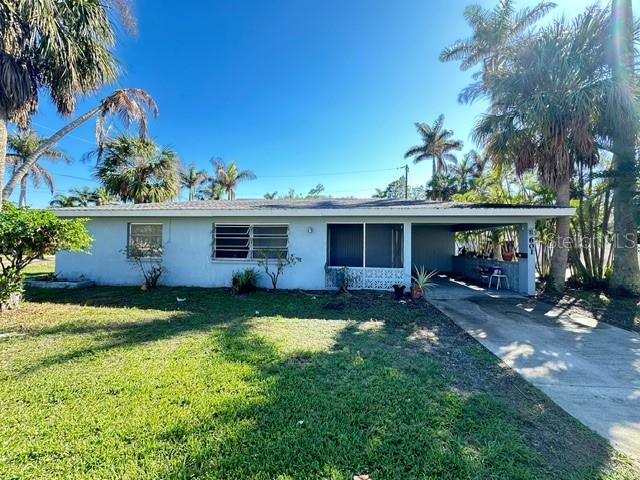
[16,286,638,478]
[14,288,405,376]
[154,314,636,479]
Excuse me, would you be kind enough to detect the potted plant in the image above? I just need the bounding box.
[411,266,438,299]
[502,251,515,262]
[502,241,515,262]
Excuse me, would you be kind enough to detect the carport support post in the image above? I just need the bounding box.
[403,222,412,287]
[518,221,536,296]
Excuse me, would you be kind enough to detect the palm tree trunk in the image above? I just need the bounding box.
[18,176,27,207]
[188,187,194,201]
[2,105,102,200]
[610,147,640,294]
[491,229,503,261]
[0,104,8,208]
[549,180,571,292]
[609,0,640,295]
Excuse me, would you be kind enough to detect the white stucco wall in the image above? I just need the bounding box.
[55,214,538,292]
[56,216,329,289]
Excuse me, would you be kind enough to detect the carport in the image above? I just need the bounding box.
[411,219,536,295]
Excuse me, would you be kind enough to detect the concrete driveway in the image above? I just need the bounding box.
[428,277,640,460]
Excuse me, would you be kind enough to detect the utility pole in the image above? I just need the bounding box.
[404,164,409,199]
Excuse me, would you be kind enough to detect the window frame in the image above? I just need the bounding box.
[212,223,289,261]
[326,222,404,268]
[127,222,164,260]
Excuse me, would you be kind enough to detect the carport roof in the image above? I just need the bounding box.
[53,198,573,219]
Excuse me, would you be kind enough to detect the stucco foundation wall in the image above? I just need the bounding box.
[56,216,328,289]
[411,225,454,273]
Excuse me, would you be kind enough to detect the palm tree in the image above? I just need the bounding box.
[68,187,99,207]
[0,0,138,203]
[49,194,79,208]
[91,187,116,206]
[451,149,490,193]
[607,0,640,295]
[404,115,463,177]
[451,152,475,193]
[180,163,208,201]
[197,181,225,201]
[4,89,158,200]
[6,130,70,207]
[264,191,278,199]
[465,149,490,178]
[440,0,556,103]
[48,186,115,208]
[212,159,256,200]
[95,136,180,204]
[426,173,458,201]
[474,8,610,292]
[372,188,387,199]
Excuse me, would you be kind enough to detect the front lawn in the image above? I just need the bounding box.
[0,282,637,479]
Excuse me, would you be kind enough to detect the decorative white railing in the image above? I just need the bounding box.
[325,266,405,290]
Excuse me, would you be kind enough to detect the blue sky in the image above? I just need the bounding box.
[15,0,630,207]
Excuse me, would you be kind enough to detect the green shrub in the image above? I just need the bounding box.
[232,268,260,294]
[0,203,91,309]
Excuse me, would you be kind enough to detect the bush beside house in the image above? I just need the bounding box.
[0,203,91,310]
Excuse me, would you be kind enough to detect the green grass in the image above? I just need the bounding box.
[22,256,55,280]
[0,271,637,479]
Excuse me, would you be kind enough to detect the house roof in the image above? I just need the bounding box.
[53,198,573,219]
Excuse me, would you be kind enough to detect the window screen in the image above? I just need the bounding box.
[365,224,403,268]
[327,224,364,267]
[213,224,288,259]
[128,223,163,258]
[213,224,251,259]
[252,225,288,258]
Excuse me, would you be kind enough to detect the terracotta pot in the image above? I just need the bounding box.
[410,286,423,299]
[502,252,515,262]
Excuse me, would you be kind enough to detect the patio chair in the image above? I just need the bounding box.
[488,267,510,290]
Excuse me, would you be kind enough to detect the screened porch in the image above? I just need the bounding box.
[325,223,405,289]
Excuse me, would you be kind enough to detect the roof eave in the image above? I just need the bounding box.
[53,206,575,219]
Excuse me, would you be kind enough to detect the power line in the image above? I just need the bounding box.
[43,170,97,182]
[47,165,404,184]
[28,123,405,178]
[24,123,407,180]
[31,121,96,146]
[257,166,404,178]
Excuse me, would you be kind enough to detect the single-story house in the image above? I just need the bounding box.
[53,199,573,295]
